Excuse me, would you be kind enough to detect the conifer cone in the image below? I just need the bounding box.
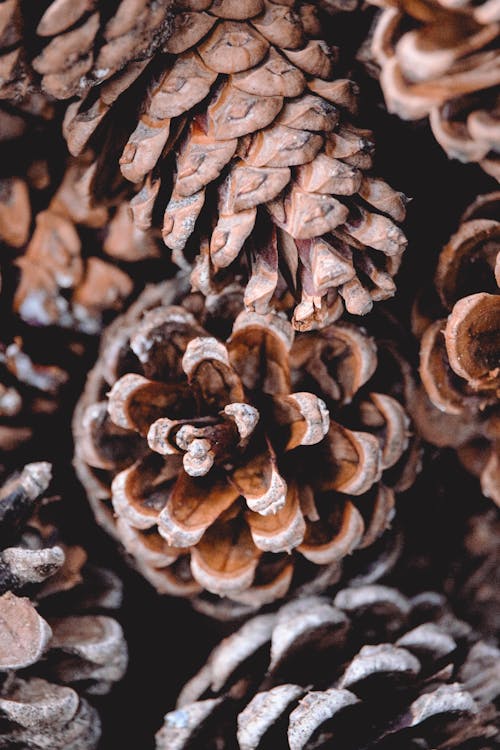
[0,0,174,102]
[0,461,128,749]
[410,192,500,505]
[61,0,408,330]
[0,154,164,335]
[157,583,500,749]
[73,276,418,613]
[362,0,500,179]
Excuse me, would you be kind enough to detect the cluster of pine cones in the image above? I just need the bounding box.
[0,1,498,748]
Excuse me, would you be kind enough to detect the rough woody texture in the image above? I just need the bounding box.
[73,277,419,614]
[157,583,500,749]
[62,0,408,330]
[362,0,500,179]
[0,462,127,749]
[410,192,500,505]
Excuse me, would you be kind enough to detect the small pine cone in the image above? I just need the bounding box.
[157,583,500,749]
[410,192,500,505]
[62,0,408,330]
[73,276,418,613]
[0,462,128,750]
[361,0,500,179]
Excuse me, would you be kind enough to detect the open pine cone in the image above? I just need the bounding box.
[73,277,418,613]
[362,0,500,179]
[411,192,500,505]
[158,583,500,749]
[59,0,408,330]
[0,461,128,749]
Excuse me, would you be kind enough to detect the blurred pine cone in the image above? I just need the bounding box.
[73,276,419,613]
[361,0,500,178]
[0,155,164,335]
[0,461,128,749]
[158,583,500,749]
[410,192,500,505]
[58,0,408,330]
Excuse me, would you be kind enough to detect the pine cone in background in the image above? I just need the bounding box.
[0,150,163,458]
[410,192,500,505]
[0,154,166,335]
[157,583,500,749]
[60,0,408,331]
[73,275,419,616]
[361,0,500,179]
[0,461,128,749]
[0,0,174,101]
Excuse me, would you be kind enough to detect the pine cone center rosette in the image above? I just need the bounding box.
[60,0,408,330]
[73,278,415,611]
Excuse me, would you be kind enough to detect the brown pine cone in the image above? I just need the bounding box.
[0,155,162,335]
[73,276,419,613]
[410,192,500,505]
[157,583,500,749]
[362,0,500,179]
[0,0,173,101]
[0,461,128,749]
[61,0,408,330]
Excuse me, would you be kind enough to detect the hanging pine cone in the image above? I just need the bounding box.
[0,461,128,749]
[157,583,500,749]
[361,0,500,179]
[73,276,419,613]
[58,0,408,330]
[411,192,500,505]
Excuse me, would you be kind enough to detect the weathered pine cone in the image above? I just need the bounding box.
[0,155,164,335]
[62,0,408,330]
[410,192,500,505]
[73,277,418,613]
[0,462,128,749]
[157,583,500,749]
[363,0,500,179]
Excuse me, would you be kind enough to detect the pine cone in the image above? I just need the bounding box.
[0,461,128,749]
[0,155,160,335]
[73,276,418,612]
[0,0,173,101]
[61,0,408,330]
[411,192,500,504]
[362,0,500,179]
[157,583,500,749]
